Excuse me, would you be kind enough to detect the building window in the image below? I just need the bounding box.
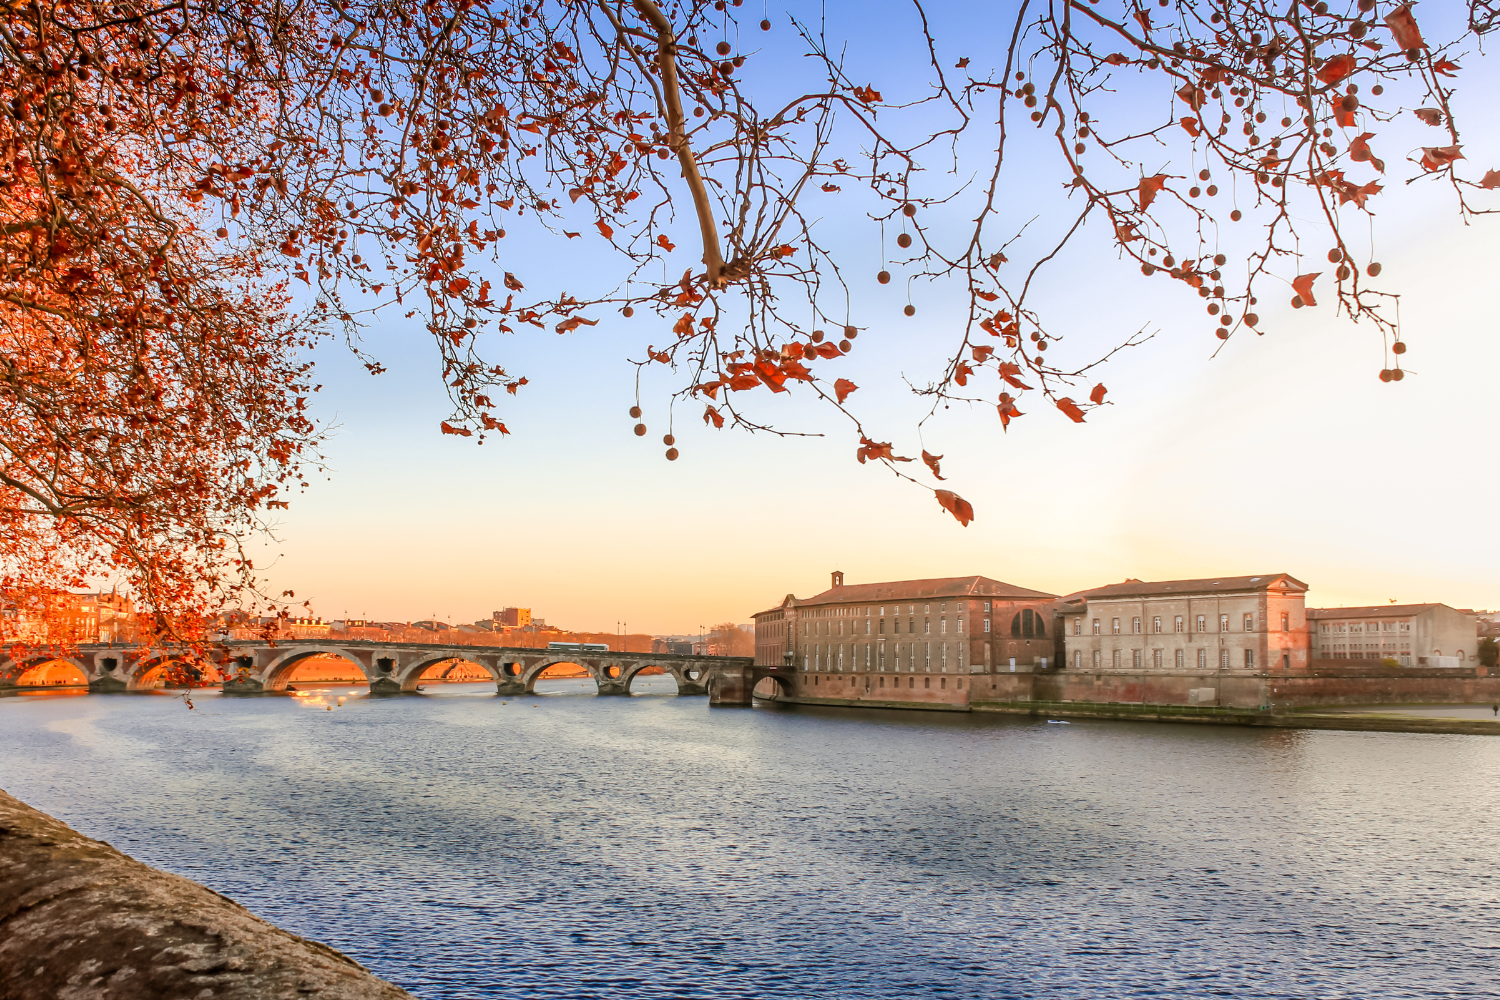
[1220,649,1230,669]
[924,642,930,667]
[1093,650,1101,669]
[1196,615,1206,633]
[1073,619,1081,636]
[942,644,948,669]
[983,619,990,633]
[1174,615,1184,633]
[1112,649,1121,669]
[1153,649,1162,669]
[1243,613,1254,632]
[1112,618,1121,635]
[1132,617,1141,634]
[1092,618,1101,635]
[1281,612,1290,632]
[1153,616,1162,634]
[1175,648,1184,669]
[1132,649,1142,669]
[1244,648,1254,669]
[1198,648,1207,669]
[1220,614,1230,633]
[984,601,991,612]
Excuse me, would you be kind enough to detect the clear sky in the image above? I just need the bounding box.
[248,1,1500,633]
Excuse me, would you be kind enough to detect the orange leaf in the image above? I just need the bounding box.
[1292,272,1320,307]
[596,219,614,239]
[1434,58,1460,77]
[972,345,994,363]
[1089,383,1107,405]
[1175,83,1205,110]
[1056,397,1086,423]
[1104,53,1131,66]
[856,436,912,464]
[657,234,676,251]
[1414,108,1444,127]
[703,404,725,429]
[1481,169,1500,190]
[934,490,974,527]
[1316,53,1356,85]
[1179,117,1200,138]
[440,421,473,437]
[1348,133,1384,173]
[852,84,882,104]
[921,450,946,481]
[446,277,471,295]
[1137,174,1168,212]
[1384,4,1425,51]
[834,378,858,404]
[996,362,1033,390]
[1420,145,1464,172]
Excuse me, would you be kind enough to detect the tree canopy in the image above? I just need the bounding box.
[3,0,1495,628]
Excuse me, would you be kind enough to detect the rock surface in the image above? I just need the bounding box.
[0,788,412,999]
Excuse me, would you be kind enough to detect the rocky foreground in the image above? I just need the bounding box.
[0,788,411,999]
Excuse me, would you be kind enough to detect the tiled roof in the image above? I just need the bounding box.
[800,575,1056,606]
[1306,604,1447,619]
[1059,573,1307,604]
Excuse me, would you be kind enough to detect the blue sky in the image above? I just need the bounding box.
[246,1,1500,632]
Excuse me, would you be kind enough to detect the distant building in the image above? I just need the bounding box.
[1058,574,1309,673]
[1307,604,1478,667]
[495,607,532,628]
[411,620,450,632]
[653,638,694,655]
[282,617,331,639]
[752,572,1059,686]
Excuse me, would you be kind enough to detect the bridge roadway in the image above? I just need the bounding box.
[0,640,782,702]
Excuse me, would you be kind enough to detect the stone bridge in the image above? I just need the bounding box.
[0,641,759,700]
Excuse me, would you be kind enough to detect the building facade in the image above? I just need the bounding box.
[1057,574,1310,675]
[751,572,1059,707]
[1307,603,1477,667]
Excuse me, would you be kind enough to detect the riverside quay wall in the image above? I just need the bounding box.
[748,662,1500,712]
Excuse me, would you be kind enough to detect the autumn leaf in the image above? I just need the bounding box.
[972,345,994,363]
[1481,170,1500,190]
[656,234,676,251]
[554,316,598,333]
[921,450,946,481]
[955,57,970,69]
[503,272,524,291]
[820,182,841,192]
[1137,174,1168,211]
[1292,272,1320,307]
[834,378,858,404]
[703,405,725,429]
[1384,4,1425,52]
[446,277,470,295]
[996,362,1033,390]
[856,437,913,464]
[595,218,614,239]
[934,490,974,527]
[1414,108,1444,127]
[1316,54,1356,86]
[954,362,973,386]
[1420,145,1464,172]
[1104,53,1131,66]
[1175,83,1205,110]
[1056,397,1086,423]
[1179,117,1200,138]
[997,393,1023,431]
[1434,58,1460,77]
[852,84,882,104]
[1090,383,1108,405]
[440,421,473,437]
[1348,133,1384,173]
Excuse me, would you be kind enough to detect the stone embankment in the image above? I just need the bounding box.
[971,699,1500,736]
[0,788,411,1000]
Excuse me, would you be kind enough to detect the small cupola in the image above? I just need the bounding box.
[831,570,845,588]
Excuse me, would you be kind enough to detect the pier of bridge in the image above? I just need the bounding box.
[0,641,765,702]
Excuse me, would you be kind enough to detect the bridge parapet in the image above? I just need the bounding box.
[9,642,754,700]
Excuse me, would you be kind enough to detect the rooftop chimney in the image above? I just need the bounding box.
[831,570,845,588]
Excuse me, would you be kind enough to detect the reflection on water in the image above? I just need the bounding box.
[2,684,1498,999]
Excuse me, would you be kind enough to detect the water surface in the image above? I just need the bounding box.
[2,683,1497,998]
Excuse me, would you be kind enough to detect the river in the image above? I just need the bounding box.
[2,682,1497,998]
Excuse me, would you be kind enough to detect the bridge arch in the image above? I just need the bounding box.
[261,646,372,692]
[520,658,605,694]
[2,655,91,688]
[391,651,498,693]
[128,651,222,691]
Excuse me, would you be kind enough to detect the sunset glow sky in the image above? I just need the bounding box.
[250,2,1500,633]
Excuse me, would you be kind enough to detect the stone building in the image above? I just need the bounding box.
[1307,603,1478,667]
[1057,574,1310,675]
[751,572,1058,708]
